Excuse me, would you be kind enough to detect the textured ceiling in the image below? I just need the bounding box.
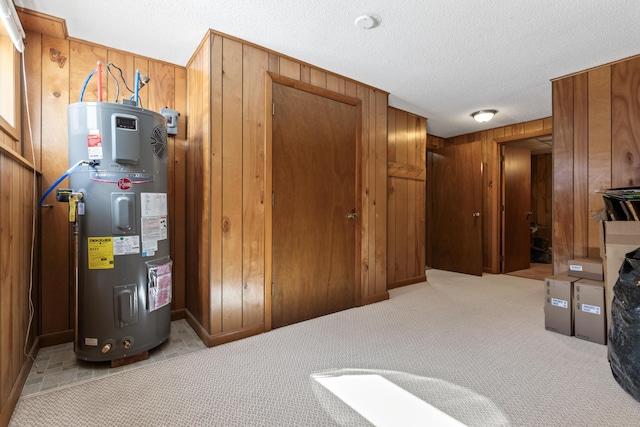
[14,0,640,137]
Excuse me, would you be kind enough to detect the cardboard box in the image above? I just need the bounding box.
[574,279,606,345]
[599,221,640,327]
[544,273,579,336]
[568,258,604,281]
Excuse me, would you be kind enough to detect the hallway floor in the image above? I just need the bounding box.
[505,262,553,281]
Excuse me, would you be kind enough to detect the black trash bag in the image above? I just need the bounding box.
[609,247,640,402]
[530,247,552,264]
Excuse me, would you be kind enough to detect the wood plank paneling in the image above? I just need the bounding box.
[186,29,389,344]
[550,55,640,272]
[69,41,107,103]
[134,58,150,110]
[148,61,174,112]
[552,78,575,273]
[208,34,222,333]
[39,35,70,334]
[0,151,36,425]
[374,92,388,295]
[573,73,588,258]
[387,112,397,285]
[221,38,244,332]
[186,41,203,324]
[406,114,417,280]
[310,68,326,89]
[416,118,427,277]
[356,84,371,295]
[531,154,552,243]
[0,154,12,409]
[587,68,611,258]
[105,51,133,104]
[394,110,408,282]
[24,31,42,171]
[278,57,300,81]
[242,45,268,327]
[612,57,640,188]
[172,67,187,311]
[387,107,425,288]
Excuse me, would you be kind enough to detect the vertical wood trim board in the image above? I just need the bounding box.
[552,78,575,273]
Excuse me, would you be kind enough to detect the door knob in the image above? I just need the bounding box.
[472,212,480,217]
[347,210,358,219]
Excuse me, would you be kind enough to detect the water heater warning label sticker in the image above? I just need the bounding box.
[141,216,167,242]
[88,237,114,269]
[113,235,140,255]
[87,131,103,160]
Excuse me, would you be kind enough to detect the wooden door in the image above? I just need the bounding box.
[428,141,483,276]
[271,82,357,329]
[502,145,532,273]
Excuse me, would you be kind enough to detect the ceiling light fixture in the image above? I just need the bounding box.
[471,110,497,123]
[355,14,380,30]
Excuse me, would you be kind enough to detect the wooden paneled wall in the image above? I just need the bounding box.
[443,118,553,272]
[186,31,389,344]
[22,31,187,339]
[0,141,37,426]
[427,134,445,149]
[552,54,640,272]
[532,154,552,243]
[387,107,427,288]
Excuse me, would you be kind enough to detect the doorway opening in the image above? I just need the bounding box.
[497,130,553,281]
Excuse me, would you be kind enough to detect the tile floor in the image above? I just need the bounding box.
[21,319,205,397]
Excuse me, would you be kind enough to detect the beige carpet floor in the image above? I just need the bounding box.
[10,269,640,426]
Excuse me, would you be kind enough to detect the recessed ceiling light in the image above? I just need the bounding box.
[471,110,497,123]
[355,14,380,30]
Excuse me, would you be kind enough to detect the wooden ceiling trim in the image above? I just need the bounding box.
[16,7,68,40]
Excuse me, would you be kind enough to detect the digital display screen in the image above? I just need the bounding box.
[115,116,137,130]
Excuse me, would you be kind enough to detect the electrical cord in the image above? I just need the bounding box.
[109,62,135,95]
[105,62,120,103]
[21,51,43,373]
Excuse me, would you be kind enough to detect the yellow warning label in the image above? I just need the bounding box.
[88,237,114,269]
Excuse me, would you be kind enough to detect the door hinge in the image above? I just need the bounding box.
[272,102,275,116]
[500,255,504,261]
[271,282,275,296]
[501,205,505,211]
[500,155,505,162]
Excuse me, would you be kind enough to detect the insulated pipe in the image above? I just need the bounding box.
[72,213,79,353]
[38,160,85,207]
[69,191,83,353]
[134,69,140,106]
[97,61,103,102]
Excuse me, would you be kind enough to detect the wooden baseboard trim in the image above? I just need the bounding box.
[388,276,427,290]
[184,310,265,347]
[38,329,74,348]
[1,337,39,427]
[171,308,186,321]
[360,292,390,306]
